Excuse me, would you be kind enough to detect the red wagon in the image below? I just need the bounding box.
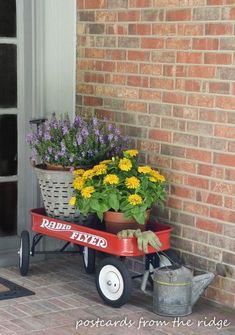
[18,208,175,307]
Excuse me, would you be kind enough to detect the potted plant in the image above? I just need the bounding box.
[26,113,128,222]
[71,150,167,233]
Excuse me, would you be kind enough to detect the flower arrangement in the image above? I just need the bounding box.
[70,150,167,225]
[26,113,128,167]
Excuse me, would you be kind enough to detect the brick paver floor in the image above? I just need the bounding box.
[0,254,234,335]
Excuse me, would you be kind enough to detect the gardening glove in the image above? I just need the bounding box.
[117,229,137,239]
[136,230,162,253]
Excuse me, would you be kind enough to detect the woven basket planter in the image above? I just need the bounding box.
[34,165,80,222]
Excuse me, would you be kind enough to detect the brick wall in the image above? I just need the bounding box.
[76,0,235,308]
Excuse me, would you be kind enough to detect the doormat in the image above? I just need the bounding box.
[0,277,35,301]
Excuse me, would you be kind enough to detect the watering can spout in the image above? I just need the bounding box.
[191,273,215,306]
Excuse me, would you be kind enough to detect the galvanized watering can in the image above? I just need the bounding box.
[153,264,215,317]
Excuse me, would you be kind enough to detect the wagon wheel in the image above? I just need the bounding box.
[18,231,30,276]
[82,247,96,274]
[95,257,132,308]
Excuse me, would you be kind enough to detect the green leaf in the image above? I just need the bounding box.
[133,211,146,225]
[109,193,119,211]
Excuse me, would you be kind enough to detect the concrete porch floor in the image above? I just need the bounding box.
[0,254,234,335]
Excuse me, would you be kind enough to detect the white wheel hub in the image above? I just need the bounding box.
[83,247,88,267]
[99,265,124,301]
[19,239,23,267]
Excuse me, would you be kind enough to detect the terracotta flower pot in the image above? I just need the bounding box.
[104,209,150,234]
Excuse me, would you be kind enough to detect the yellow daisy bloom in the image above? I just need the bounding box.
[81,186,95,199]
[69,196,76,206]
[118,158,132,171]
[93,164,107,176]
[103,174,119,185]
[124,149,138,157]
[128,194,142,206]
[150,169,166,182]
[73,176,84,190]
[73,169,85,176]
[138,166,152,174]
[100,159,112,165]
[125,176,140,189]
[83,169,95,180]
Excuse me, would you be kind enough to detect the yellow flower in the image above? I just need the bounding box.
[128,194,142,206]
[69,196,76,206]
[100,159,112,165]
[150,169,166,182]
[125,176,140,189]
[138,166,152,174]
[124,149,138,157]
[81,186,95,199]
[83,169,95,180]
[119,158,132,171]
[103,174,119,185]
[73,169,85,176]
[73,176,84,190]
[93,164,107,176]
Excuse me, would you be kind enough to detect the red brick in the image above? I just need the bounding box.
[205,287,235,308]
[214,125,235,139]
[178,23,204,36]
[117,62,138,73]
[215,96,235,110]
[176,79,201,92]
[171,185,195,199]
[225,169,235,182]
[208,82,230,94]
[188,94,214,108]
[149,129,171,142]
[95,11,117,22]
[129,0,151,7]
[177,51,203,64]
[85,48,104,59]
[140,64,161,75]
[193,38,219,50]
[186,148,212,163]
[126,101,147,113]
[166,38,191,50]
[162,92,186,105]
[204,53,232,64]
[105,74,126,85]
[197,191,223,206]
[206,23,233,35]
[150,78,174,90]
[128,50,150,61]
[214,153,235,167]
[199,109,227,123]
[128,24,151,35]
[210,207,235,223]
[198,164,224,179]
[186,176,209,190]
[211,180,235,195]
[196,218,223,234]
[84,73,105,84]
[173,106,198,119]
[172,159,196,173]
[167,197,183,210]
[139,89,161,100]
[166,9,191,21]
[84,96,103,106]
[105,49,126,60]
[141,38,164,49]
[127,75,148,87]
[183,201,209,216]
[77,0,84,9]
[118,11,140,21]
[188,66,216,78]
[222,7,235,20]
[84,0,106,9]
[77,84,94,95]
[224,197,235,210]
[152,23,176,36]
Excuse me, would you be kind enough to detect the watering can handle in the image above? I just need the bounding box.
[158,250,181,267]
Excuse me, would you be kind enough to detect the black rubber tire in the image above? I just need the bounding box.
[82,247,96,274]
[95,257,132,308]
[160,248,182,265]
[19,231,30,276]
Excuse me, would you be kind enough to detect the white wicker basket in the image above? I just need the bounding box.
[34,165,80,222]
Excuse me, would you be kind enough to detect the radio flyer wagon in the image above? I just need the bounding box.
[18,208,176,307]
